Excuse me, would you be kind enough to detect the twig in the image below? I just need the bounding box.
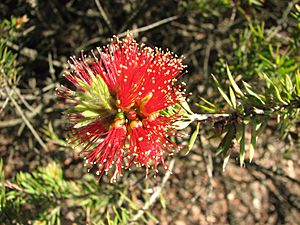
[42,83,57,93]
[203,37,213,79]
[266,1,296,42]
[250,162,300,185]
[118,0,149,33]
[48,52,56,80]
[4,85,48,152]
[6,41,63,68]
[86,206,91,225]
[130,159,175,223]
[190,113,232,122]
[76,36,106,52]
[203,150,214,223]
[6,40,37,60]
[14,88,35,112]
[118,16,179,38]
[94,0,113,32]
[0,104,42,128]
[0,89,12,114]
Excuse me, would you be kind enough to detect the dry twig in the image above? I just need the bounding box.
[94,0,113,32]
[4,85,48,152]
[130,158,175,223]
[118,16,179,38]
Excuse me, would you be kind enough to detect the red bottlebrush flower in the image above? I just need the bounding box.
[58,34,187,182]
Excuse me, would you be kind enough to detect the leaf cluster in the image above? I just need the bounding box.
[0,17,21,88]
[0,159,154,225]
[215,3,300,81]
[199,66,300,169]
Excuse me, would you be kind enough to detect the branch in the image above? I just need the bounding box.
[94,0,113,32]
[191,96,300,126]
[130,159,175,223]
[4,85,48,152]
[190,113,232,122]
[118,16,179,38]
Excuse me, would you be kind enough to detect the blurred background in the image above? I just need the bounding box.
[0,0,299,224]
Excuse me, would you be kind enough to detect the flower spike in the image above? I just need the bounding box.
[58,34,188,181]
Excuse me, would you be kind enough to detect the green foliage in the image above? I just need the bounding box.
[0,17,20,87]
[162,99,202,154]
[184,2,300,168]
[66,72,114,130]
[0,160,153,224]
[216,4,300,81]
[163,99,194,130]
[187,122,200,154]
[199,66,300,168]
